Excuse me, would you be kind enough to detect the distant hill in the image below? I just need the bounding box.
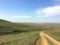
[0,19,60,36]
[0,19,41,36]
[0,19,32,35]
[0,19,10,22]
[0,19,30,29]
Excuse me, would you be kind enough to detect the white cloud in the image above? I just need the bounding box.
[51,0,60,5]
[35,5,60,17]
[13,16,31,18]
[0,15,14,22]
[0,16,10,19]
[0,15,31,19]
[53,0,60,2]
[51,0,60,2]
[0,15,31,22]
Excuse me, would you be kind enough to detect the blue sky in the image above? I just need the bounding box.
[0,0,60,23]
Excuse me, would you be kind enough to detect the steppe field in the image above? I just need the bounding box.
[0,19,60,45]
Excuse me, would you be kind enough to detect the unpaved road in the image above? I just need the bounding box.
[35,32,60,45]
[40,32,48,45]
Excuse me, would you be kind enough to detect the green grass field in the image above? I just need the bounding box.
[0,31,39,45]
[0,19,60,45]
[45,30,60,42]
[35,30,60,45]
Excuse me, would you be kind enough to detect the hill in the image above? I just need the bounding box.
[0,19,32,35]
[0,19,60,36]
[0,19,60,45]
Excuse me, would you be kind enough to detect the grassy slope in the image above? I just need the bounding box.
[0,31,39,45]
[45,30,60,45]
[45,30,60,42]
[35,30,60,45]
[0,19,36,35]
[0,19,55,35]
[0,19,60,45]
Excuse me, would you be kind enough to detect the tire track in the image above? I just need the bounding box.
[35,31,60,45]
[42,32,60,45]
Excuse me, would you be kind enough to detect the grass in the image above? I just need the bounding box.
[0,19,60,45]
[0,19,54,36]
[45,30,60,42]
[35,30,60,45]
[0,31,39,45]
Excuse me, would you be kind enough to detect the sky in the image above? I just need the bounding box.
[0,0,60,23]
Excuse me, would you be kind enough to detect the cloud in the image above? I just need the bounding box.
[53,0,60,2]
[0,15,31,19]
[51,0,60,2]
[13,16,31,18]
[0,16,10,19]
[51,0,60,5]
[0,15,14,22]
[0,15,31,22]
[35,5,60,17]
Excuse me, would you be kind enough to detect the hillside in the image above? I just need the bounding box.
[0,19,60,45]
[0,19,32,35]
[0,19,60,35]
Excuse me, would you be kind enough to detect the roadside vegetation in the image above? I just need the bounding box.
[0,19,60,45]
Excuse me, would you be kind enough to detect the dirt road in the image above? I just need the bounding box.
[40,32,48,45]
[35,32,60,45]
